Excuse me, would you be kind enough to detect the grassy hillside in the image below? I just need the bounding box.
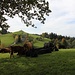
[0,31,50,48]
[33,38,50,47]
[0,49,75,75]
[0,33,14,47]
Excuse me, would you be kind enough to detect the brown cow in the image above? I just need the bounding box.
[0,47,10,53]
[10,46,25,58]
[23,42,33,56]
[10,42,33,58]
[23,42,32,51]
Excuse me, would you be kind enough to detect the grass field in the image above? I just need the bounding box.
[0,33,14,47]
[0,49,75,75]
[0,31,50,48]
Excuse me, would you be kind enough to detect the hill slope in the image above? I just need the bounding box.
[0,33,14,47]
[0,31,50,48]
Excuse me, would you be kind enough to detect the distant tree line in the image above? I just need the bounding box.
[41,32,75,49]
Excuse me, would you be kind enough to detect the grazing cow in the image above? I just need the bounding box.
[0,47,10,53]
[10,42,33,58]
[10,46,25,58]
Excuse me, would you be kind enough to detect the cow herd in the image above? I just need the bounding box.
[0,42,59,58]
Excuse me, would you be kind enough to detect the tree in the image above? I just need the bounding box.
[72,40,75,48]
[49,32,57,39]
[61,38,68,49]
[1,23,10,34]
[0,14,10,34]
[54,38,60,49]
[15,35,22,44]
[0,0,51,29]
[41,32,49,38]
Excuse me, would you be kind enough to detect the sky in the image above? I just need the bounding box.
[6,0,75,37]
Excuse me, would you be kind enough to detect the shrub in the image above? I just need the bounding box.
[14,35,22,44]
[36,37,43,41]
[28,36,34,42]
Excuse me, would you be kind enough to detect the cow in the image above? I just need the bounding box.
[23,42,33,57]
[23,42,32,51]
[10,46,25,58]
[10,42,33,58]
[44,41,59,52]
[44,42,54,52]
[0,47,10,53]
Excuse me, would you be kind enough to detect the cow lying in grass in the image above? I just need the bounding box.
[0,47,10,53]
[22,42,38,57]
[44,42,59,52]
[23,42,32,56]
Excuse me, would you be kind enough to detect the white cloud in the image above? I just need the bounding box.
[7,0,75,37]
[40,0,75,37]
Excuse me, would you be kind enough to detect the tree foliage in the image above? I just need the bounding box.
[0,12,10,34]
[40,32,75,49]
[14,35,22,44]
[41,32,49,38]
[0,0,51,29]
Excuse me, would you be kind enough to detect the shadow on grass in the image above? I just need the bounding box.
[1,50,75,75]
[0,55,44,75]
[0,54,55,75]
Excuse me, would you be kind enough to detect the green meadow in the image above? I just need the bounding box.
[0,49,75,75]
[0,31,75,75]
[0,31,50,48]
[0,33,14,47]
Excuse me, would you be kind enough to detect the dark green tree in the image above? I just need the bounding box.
[54,38,60,49]
[61,38,68,48]
[0,0,51,29]
[72,40,75,48]
[15,35,22,44]
[0,14,10,34]
[41,32,49,38]
[49,32,57,39]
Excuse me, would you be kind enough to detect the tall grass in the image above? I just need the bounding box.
[0,49,75,75]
